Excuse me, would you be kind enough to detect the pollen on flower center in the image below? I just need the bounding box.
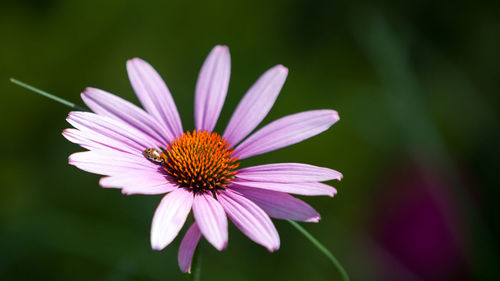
[159,130,239,193]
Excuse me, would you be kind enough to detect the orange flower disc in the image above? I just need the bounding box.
[162,130,239,193]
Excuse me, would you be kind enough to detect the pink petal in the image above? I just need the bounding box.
[67,112,158,154]
[231,185,320,222]
[69,149,175,196]
[223,65,288,146]
[178,222,202,273]
[237,163,342,183]
[99,175,176,195]
[151,188,193,250]
[68,150,157,176]
[194,45,231,132]
[217,190,279,252]
[81,87,173,144]
[127,58,183,138]
[233,110,339,159]
[192,193,228,250]
[63,128,120,152]
[231,180,337,197]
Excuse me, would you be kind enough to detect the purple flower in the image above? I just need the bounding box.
[63,45,341,273]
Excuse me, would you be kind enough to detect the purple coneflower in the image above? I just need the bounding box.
[63,45,341,272]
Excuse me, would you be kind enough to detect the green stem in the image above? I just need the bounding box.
[9,78,86,111]
[190,246,202,281]
[288,220,350,281]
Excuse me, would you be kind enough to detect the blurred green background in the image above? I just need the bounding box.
[1,0,499,280]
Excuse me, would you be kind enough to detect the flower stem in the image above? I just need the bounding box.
[190,246,202,281]
[288,220,350,281]
[9,78,86,111]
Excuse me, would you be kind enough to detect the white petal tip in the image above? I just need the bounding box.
[330,110,340,123]
[127,57,144,64]
[214,45,229,51]
[266,245,280,252]
[151,234,172,251]
[211,45,230,57]
[275,64,289,73]
[81,87,92,95]
[120,190,133,195]
[66,111,86,121]
[126,58,150,72]
[215,241,228,251]
[305,216,321,223]
[323,184,338,197]
[151,242,166,251]
[61,129,70,137]
[329,188,338,197]
[67,154,78,165]
[207,239,228,251]
[81,87,100,100]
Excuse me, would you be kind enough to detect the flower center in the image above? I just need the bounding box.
[146,130,239,193]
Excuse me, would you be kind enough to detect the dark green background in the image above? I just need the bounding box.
[1,0,499,280]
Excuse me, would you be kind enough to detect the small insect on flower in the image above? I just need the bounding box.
[143,148,165,164]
